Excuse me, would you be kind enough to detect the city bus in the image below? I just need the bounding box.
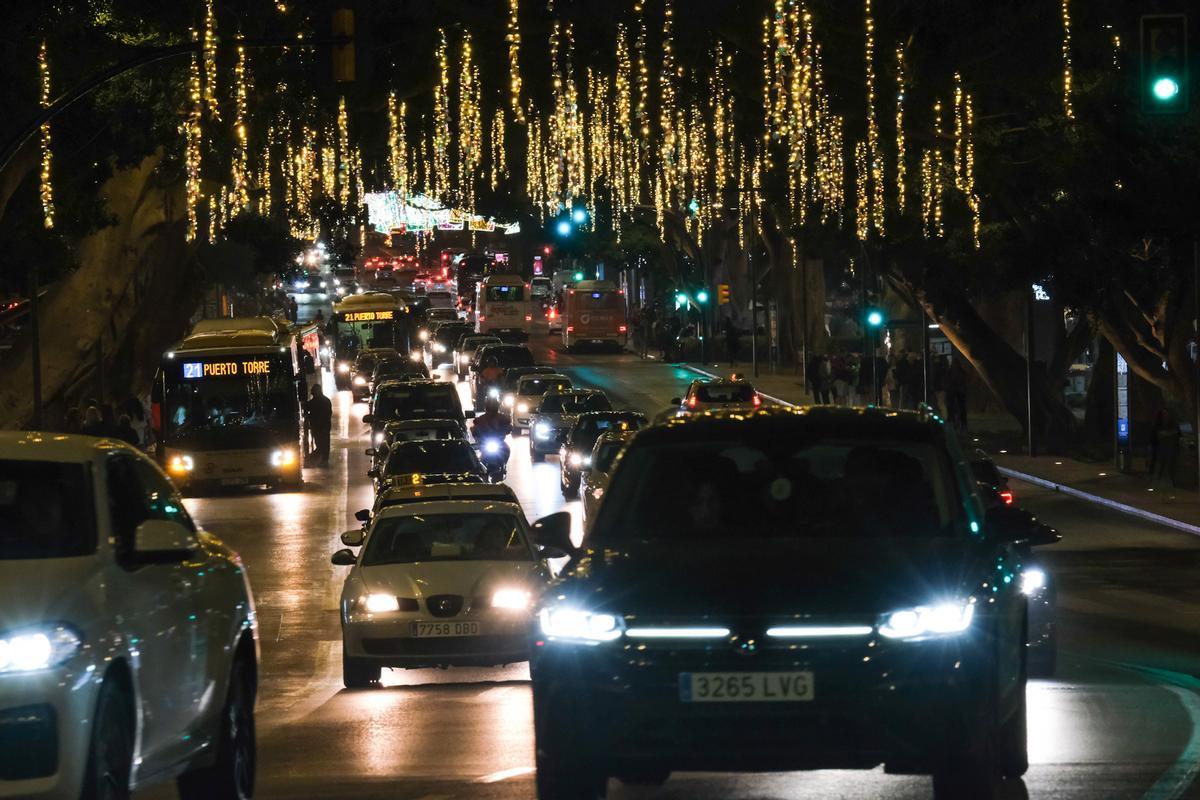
[561,280,628,350]
[152,317,304,492]
[475,274,532,340]
[331,292,411,389]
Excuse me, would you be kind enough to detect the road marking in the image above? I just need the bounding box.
[679,364,797,408]
[998,467,1200,538]
[475,766,535,783]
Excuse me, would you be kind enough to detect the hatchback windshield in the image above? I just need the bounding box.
[520,378,571,396]
[384,442,479,476]
[593,438,958,541]
[374,386,460,421]
[0,460,96,559]
[362,512,531,565]
[696,383,756,403]
[540,394,611,414]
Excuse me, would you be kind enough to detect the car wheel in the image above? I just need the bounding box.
[535,707,606,800]
[531,448,544,464]
[343,650,381,689]
[81,678,134,800]
[178,652,257,800]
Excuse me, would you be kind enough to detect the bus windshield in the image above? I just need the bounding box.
[485,285,526,301]
[163,352,297,444]
[334,310,407,352]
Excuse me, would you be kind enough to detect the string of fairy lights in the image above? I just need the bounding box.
[27,0,1097,259]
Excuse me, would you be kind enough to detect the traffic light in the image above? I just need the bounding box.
[572,207,588,224]
[1141,14,1188,114]
[865,308,885,328]
[674,291,688,310]
[556,220,572,237]
[696,289,710,304]
[573,271,585,282]
[717,284,731,305]
[332,8,355,83]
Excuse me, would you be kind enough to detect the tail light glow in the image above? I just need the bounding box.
[618,325,627,333]
[525,315,533,321]
[566,325,575,332]
[999,490,1014,506]
[687,396,698,408]
[752,394,762,408]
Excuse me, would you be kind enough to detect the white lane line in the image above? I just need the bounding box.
[475,766,535,783]
[1145,685,1200,800]
[998,466,1200,538]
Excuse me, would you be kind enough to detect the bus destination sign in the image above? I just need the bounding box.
[182,359,272,379]
[341,310,394,322]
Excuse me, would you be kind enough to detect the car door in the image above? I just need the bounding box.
[105,455,204,772]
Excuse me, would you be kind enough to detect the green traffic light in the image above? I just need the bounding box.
[556,220,572,237]
[573,271,584,282]
[696,290,710,304]
[1153,76,1181,101]
[866,309,884,327]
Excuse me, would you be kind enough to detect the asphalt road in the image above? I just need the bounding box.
[140,330,1200,800]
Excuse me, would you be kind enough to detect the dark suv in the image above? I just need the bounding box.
[529,406,1056,799]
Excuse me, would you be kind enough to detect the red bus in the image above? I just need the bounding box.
[561,280,627,350]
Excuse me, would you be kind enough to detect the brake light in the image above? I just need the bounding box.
[618,325,627,333]
[479,315,485,322]
[752,393,762,408]
[687,395,697,408]
[999,489,1014,506]
[567,326,575,332]
[549,308,557,318]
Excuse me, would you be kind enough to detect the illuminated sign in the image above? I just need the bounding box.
[341,310,395,322]
[182,359,271,378]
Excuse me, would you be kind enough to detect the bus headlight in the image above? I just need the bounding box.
[168,454,194,474]
[271,448,298,468]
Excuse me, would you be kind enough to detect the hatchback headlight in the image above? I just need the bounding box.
[0,626,82,673]
[568,452,583,468]
[168,454,194,473]
[539,607,623,644]
[492,588,531,610]
[878,600,975,640]
[534,422,551,440]
[361,594,400,614]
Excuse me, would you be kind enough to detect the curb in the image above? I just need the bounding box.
[997,466,1200,538]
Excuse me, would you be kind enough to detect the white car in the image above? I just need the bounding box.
[332,500,557,687]
[0,432,258,800]
[580,431,633,534]
[509,373,572,432]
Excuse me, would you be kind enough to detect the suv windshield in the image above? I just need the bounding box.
[374,385,460,421]
[540,394,611,414]
[384,442,478,476]
[0,460,95,559]
[696,383,756,403]
[592,438,958,541]
[362,513,530,565]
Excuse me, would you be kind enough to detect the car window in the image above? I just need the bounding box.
[131,459,196,532]
[592,438,958,542]
[0,459,96,559]
[592,440,625,473]
[375,386,461,420]
[696,383,755,403]
[521,378,571,395]
[384,442,480,476]
[362,513,532,565]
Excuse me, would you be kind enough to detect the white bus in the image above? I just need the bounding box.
[475,274,532,341]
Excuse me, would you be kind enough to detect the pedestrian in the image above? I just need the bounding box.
[904,351,924,409]
[115,414,140,446]
[884,357,899,408]
[123,397,148,447]
[288,296,299,323]
[80,406,106,437]
[945,357,969,432]
[831,354,849,406]
[306,383,333,466]
[724,319,740,367]
[63,406,83,435]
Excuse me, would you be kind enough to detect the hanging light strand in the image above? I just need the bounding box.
[1061,0,1074,120]
[38,41,54,230]
[230,40,250,212]
[507,0,524,123]
[184,35,202,240]
[894,43,906,213]
[202,0,220,120]
[864,0,883,236]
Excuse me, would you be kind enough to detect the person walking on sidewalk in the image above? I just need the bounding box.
[724,319,740,367]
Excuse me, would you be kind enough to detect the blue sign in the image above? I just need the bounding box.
[1117,418,1129,442]
[182,362,203,379]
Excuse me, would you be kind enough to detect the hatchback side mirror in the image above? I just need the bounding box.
[531,511,575,556]
[341,529,365,547]
[331,548,357,566]
[354,508,371,522]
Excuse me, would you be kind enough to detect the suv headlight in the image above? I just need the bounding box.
[878,600,975,640]
[502,394,515,407]
[492,588,531,610]
[0,626,82,673]
[538,606,623,644]
[516,402,529,414]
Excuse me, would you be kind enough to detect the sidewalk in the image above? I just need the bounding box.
[650,352,1200,536]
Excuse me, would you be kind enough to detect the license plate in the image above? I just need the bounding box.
[410,621,481,638]
[220,477,248,486]
[679,672,814,703]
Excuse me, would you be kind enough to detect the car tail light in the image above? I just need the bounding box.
[618,325,627,333]
[549,308,557,319]
[479,315,485,322]
[566,325,575,332]
[752,393,762,408]
[687,395,697,408]
[999,489,1014,506]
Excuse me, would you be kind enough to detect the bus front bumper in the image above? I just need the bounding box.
[163,446,302,491]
